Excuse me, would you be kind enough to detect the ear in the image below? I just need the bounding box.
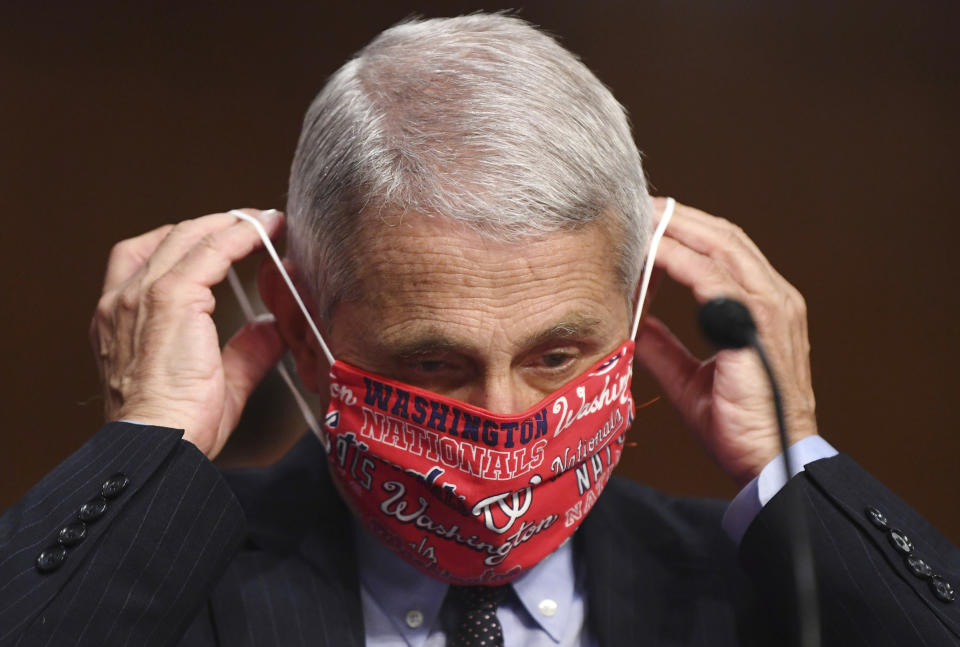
[257,259,331,393]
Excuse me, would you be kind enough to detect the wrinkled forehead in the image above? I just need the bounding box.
[339,211,631,341]
[355,212,624,298]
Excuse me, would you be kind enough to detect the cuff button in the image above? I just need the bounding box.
[36,545,67,573]
[930,576,956,603]
[57,521,87,547]
[905,555,933,579]
[887,528,913,556]
[100,473,130,500]
[865,507,888,529]
[78,496,109,523]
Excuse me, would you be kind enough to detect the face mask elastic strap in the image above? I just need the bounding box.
[226,265,323,438]
[229,210,337,368]
[630,197,676,341]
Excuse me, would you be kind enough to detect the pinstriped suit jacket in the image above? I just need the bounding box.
[1,421,958,646]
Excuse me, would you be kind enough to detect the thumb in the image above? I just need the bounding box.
[221,314,287,431]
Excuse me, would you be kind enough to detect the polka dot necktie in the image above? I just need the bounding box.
[447,584,511,647]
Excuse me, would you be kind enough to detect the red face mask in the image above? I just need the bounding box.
[227,198,674,585]
[321,340,635,584]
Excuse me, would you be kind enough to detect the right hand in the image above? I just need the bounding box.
[89,209,286,459]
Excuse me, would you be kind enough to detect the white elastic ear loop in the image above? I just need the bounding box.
[228,210,336,367]
[227,209,334,438]
[630,197,676,341]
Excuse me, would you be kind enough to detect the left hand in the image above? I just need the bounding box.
[635,198,818,486]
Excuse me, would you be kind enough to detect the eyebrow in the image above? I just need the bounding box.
[391,335,468,360]
[516,313,605,351]
[385,313,606,360]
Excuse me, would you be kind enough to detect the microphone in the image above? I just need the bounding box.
[698,297,757,350]
[699,297,820,647]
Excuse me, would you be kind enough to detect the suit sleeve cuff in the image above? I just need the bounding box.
[722,435,839,544]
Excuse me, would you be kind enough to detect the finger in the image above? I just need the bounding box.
[655,200,779,292]
[158,210,284,298]
[142,209,280,284]
[634,316,703,410]
[654,199,808,357]
[654,199,763,256]
[653,236,749,304]
[102,224,175,293]
[220,315,286,434]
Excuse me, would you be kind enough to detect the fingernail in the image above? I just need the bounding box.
[259,208,282,223]
[255,312,277,324]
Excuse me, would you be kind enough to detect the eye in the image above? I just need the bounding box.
[416,359,449,373]
[542,352,573,368]
[402,355,467,377]
[398,355,473,391]
[531,347,581,373]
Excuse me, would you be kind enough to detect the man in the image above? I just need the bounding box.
[0,13,957,647]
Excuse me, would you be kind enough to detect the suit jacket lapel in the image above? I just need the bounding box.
[295,508,366,647]
[214,433,366,647]
[579,487,665,647]
[579,478,739,647]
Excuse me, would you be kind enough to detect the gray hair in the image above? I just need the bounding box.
[286,13,652,321]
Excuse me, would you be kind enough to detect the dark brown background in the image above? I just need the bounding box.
[2,1,958,542]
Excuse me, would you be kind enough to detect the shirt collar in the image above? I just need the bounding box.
[353,519,577,645]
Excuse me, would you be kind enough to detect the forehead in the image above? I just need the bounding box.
[341,212,630,347]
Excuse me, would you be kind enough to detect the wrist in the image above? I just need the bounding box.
[111,406,214,457]
[180,429,214,458]
[755,434,837,505]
